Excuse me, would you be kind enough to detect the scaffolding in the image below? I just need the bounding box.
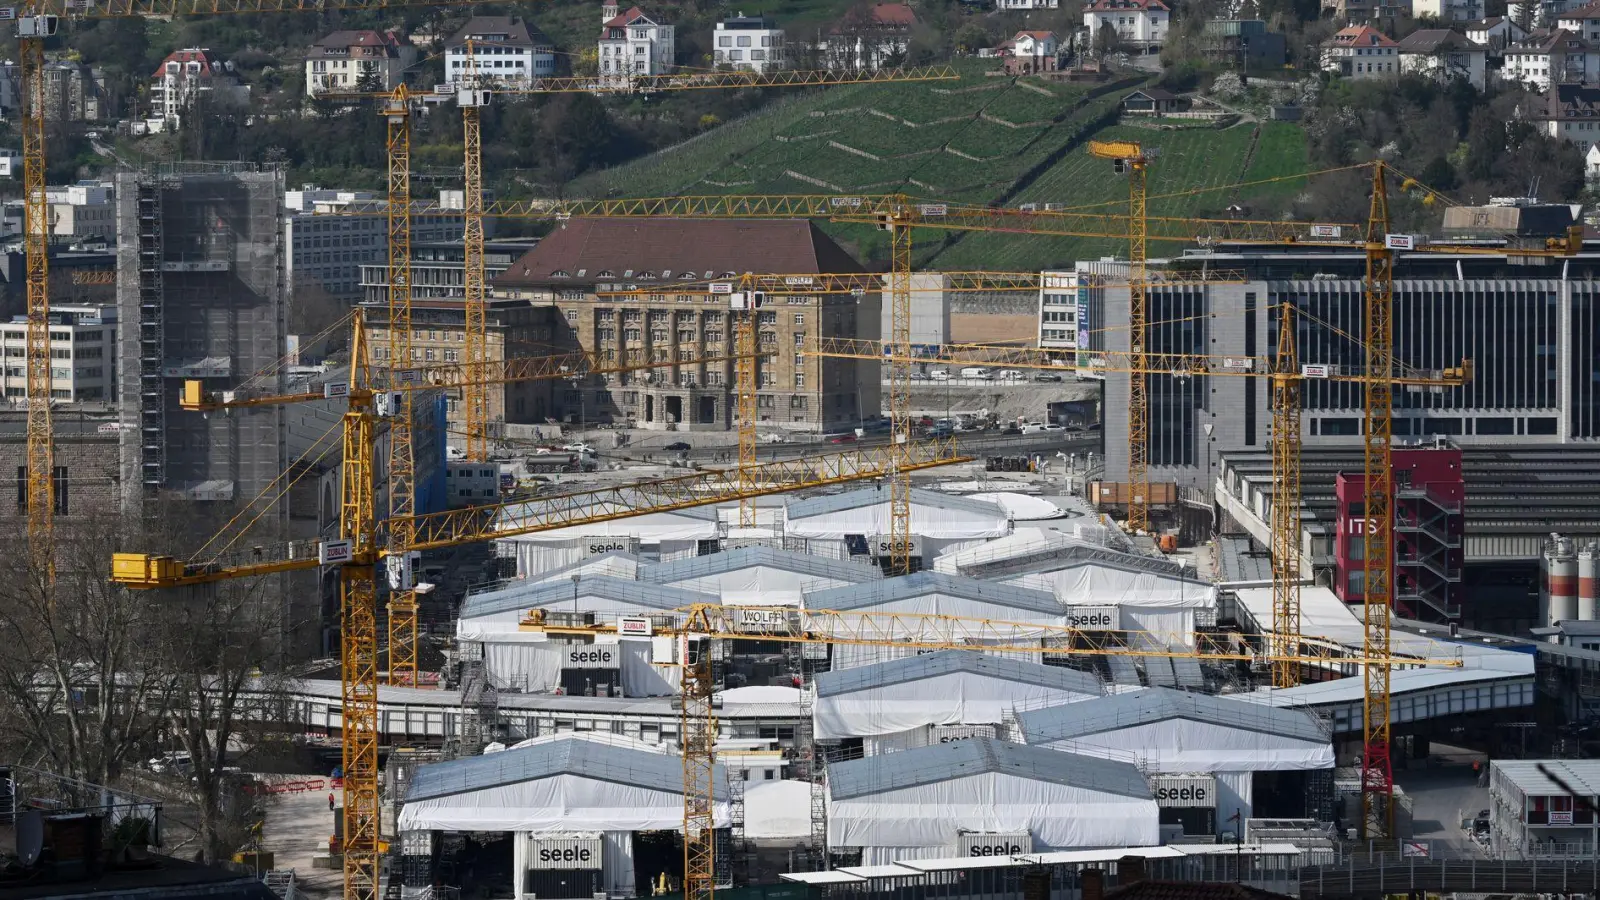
[132,177,165,498]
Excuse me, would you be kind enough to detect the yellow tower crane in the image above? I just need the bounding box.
[382,86,420,687]
[115,310,967,900]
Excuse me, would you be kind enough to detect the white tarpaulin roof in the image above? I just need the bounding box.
[813,650,1102,739]
[531,551,643,584]
[968,493,1068,521]
[639,545,880,605]
[744,780,815,838]
[827,738,1157,850]
[784,487,1010,540]
[458,575,713,639]
[1016,687,1334,773]
[805,571,1062,622]
[494,502,719,543]
[399,737,731,833]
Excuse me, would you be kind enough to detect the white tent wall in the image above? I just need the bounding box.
[484,642,564,693]
[1006,565,1213,608]
[1217,771,1253,832]
[398,773,732,832]
[506,540,587,578]
[828,771,1159,850]
[659,539,699,562]
[814,672,1099,739]
[860,726,998,756]
[1031,720,1333,773]
[829,642,1042,673]
[602,831,636,898]
[622,641,677,696]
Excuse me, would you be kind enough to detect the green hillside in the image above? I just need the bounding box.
[568,62,1309,270]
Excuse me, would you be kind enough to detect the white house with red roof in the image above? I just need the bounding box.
[304,29,416,96]
[149,48,248,129]
[598,2,676,79]
[821,3,917,69]
[1320,24,1399,77]
[998,30,1062,73]
[1083,0,1171,52]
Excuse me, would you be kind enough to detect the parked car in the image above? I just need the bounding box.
[1001,424,1022,436]
[665,441,691,452]
[929,369,951,380]
[1033,373,1063,382]
[562,442,594,454]
[926,425,955,438]
[761,432,788,444]
[1043,424,1065,432]
[829,433,858,444]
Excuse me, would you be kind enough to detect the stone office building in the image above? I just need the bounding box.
[490,218,881,433]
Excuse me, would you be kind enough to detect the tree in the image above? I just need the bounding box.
[0,517,172,789]
[1094,21,1122,59]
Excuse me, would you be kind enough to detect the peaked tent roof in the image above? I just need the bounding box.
[408,736,728,801]
[829,736,1150,801]
[529,550,643,584]
[462,573,711,619]
[786,485,1007,520]
[815,649,1102,697]
[640,545,883,585]
[1016,686,1329,745]
[805,570,1061,616]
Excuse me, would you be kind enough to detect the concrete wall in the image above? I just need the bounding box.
[0,409,122,520]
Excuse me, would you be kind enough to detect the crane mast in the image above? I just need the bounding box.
[383,87,419,687]
[21,33,52,566]
[1362,164,1396,838]
[461,45,490,462]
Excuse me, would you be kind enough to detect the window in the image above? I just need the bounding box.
[719,35,732,46]
[705,330,723,343]
[790,395,806,408]
[793,313,806,325]
[758,311,776,324]
[794,373,805,388]
[626,329,641,341]
[678,329,696,342]
[737,35,751,46]
[566,310,578,321]
[759,331,777,345]
[652,330,668,342]
[707,371,723,386]
[794,331,807,347]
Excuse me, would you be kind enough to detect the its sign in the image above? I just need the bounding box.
[617,616,653,637]
[1222,357,1255,371]
[917,203,948,217]
[319,540,353,566]
[1385,233,1422,251]
[829,196,864,208]
[709,282,734,294]
[958,832,1030,858]
[563,645,619,670]
[734,608,788,633]
[1151,775,1215,808]
[868,534,923,558]
[1300,364,1332,378]
[1064,606,1120,630]
[585,538,638,557]
[528,837,603,869]
[1343,517,1378,536]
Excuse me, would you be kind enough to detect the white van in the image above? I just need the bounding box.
[959,367,993,380]
[1019,422,1048,435]
[929,369,951,380]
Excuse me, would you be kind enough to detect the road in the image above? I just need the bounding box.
[1394,750,1489,858]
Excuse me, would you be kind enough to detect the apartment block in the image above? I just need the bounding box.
[0,304,116,404]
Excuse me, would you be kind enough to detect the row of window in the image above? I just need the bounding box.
[374,347,462,363]
[716,35,777,47]
[572,388,809,406]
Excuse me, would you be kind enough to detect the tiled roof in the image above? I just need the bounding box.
[1562,0,1600,19]
[152,48,229,79]
[603,6,667,28]
[447,16,551,49]
[1325,24,1398,47]
[1396,28,1482,52]
[1085,0,1171,12]
[1514,28,1586,53]
[1524,83,1600,121]
[829,736,1151,801]
[492,219,863,287]
[867,2,917,24]
[308,29,403,59]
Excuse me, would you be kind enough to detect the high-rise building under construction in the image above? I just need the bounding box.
[114,164,287,516]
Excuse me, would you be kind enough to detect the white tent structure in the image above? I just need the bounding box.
[812,650,1103,751]
[493,498,719,575]
[638,545,880,606]
[804,572,1064,670]
[967,492,1069,521]
[399,736,730,898]
[784,486,1011,558]
[457,576,712,695]
[1016,687,1334,825]
[529,551,643,585]
[935,530,1213,644]
[827,737,1158,864]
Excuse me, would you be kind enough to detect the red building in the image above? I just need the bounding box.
[1334,448,1465,621]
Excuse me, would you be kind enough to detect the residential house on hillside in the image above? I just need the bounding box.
[1521,83,1600,153]
[1084,0,1171,52]
[1503,29,1597,90]
[1320,24,1399,77]
[149,48,248,129]
[1414,0,1484,22]
[999,30,1061,74]
[1122,87,1190,113]
[1467,16,1529,52]
[1558,0,1600,38]
[445,16,557,85]
[1203,19,1287,65]
[599,3,677,79]
[1397,28,1488,87]
[1320,0,1409,23]
[304,30,415,96]
[820,3,916,69]
[715,13,785,73]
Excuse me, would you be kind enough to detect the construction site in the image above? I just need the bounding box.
[3,6,1600,900]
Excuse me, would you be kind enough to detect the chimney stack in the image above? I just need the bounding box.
[1081,867,1105,900]
[1118,856,1147,886]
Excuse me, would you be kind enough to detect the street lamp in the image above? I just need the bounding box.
[1202,421,1215,489]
